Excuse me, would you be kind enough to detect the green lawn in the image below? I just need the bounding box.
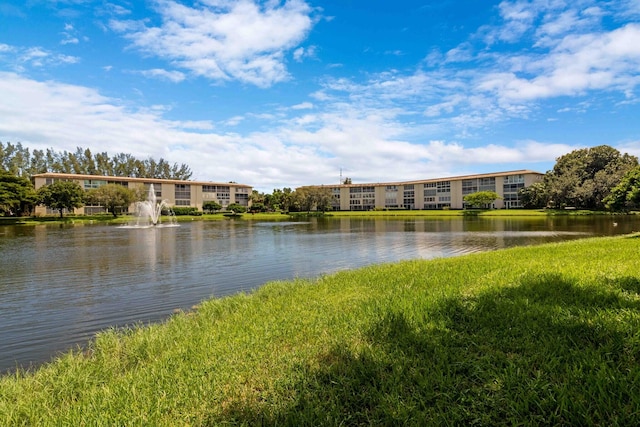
[1,234,640,425]
[4,208,631,226]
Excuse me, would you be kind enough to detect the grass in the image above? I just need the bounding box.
[4,208,632,226]
[1,234,640,425]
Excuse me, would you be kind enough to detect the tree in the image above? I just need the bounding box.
[86,184,136,217]
[226,203,246,213]
[280,188,294,212]
[294,186,332,213]
[604,165,640,212]
[203,201,222,213]
[544,145,638,209]
[313,187,333,213]
[519,181,548,209]
[37,180,85,218]
[463,191,501,209]
[1,142,194,180]
[0,171,37,216]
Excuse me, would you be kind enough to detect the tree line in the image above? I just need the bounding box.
[0,142,192,180]
[247,186,333,214]
[2,143,640,217]
[519,145,640,211]
[0,141,192,217]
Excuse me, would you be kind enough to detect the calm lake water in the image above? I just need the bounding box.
[1,216,637,373]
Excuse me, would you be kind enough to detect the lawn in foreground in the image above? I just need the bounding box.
[1,235,639,425]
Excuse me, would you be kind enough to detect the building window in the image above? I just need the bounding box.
[437,181,451,193]
[84,206,108,215]
[504,174,524,184]
[84,180,106,190]
[479,177,496,192]
[362,198,375,210]
[503,183,524,193]
[403,185,415,209]
[462,179,478,195]
[144,183,162,197]
[175,184,191,205]
[235,193,249,206]
[385,184,397,207]
[329,188,341,209]
[503,175,525,207]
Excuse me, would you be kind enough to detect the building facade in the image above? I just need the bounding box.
[32,173,252,216]
[315,170,543,211]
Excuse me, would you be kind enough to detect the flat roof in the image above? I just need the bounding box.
[304,169,543,188]
[32,172,252,188]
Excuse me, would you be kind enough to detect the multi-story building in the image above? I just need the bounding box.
[32,173,252,216]
[313,170,543,211]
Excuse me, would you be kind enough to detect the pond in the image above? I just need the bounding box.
[0,215,637,373]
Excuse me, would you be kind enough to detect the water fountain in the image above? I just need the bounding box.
[126,184,178,228]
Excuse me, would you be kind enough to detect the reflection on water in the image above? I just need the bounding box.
[0,216,637,373]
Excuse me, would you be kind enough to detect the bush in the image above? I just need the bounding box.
[168,207,202,216]
[226,203,247,213]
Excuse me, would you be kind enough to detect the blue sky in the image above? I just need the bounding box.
[1,0,639,191]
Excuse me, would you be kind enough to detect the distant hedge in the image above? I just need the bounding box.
[167,207,202,216]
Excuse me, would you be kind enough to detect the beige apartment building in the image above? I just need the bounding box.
[32,173,252,216]
[317,170,543,211]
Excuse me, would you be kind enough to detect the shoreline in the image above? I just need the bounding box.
[1,208,636,226]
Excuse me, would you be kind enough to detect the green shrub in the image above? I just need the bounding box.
[168,207,202,216]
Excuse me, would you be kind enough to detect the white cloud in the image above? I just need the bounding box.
[60,22,81,45]
[103,3,131,16]
[138,68,187,82]
[0,72,569,191]
[0,45,80,69]
[291,101,313,110]
[293,47,304,62]
[110,0,317,87]
[293,45,316,62]
[224,115,245,126]
[617,141,640,159]
[479,23,640,101]
[60,37,79,45]
[445,43,473,63]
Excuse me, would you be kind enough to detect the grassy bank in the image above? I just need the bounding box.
[2,235,640,425]
[4,208,632,226]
